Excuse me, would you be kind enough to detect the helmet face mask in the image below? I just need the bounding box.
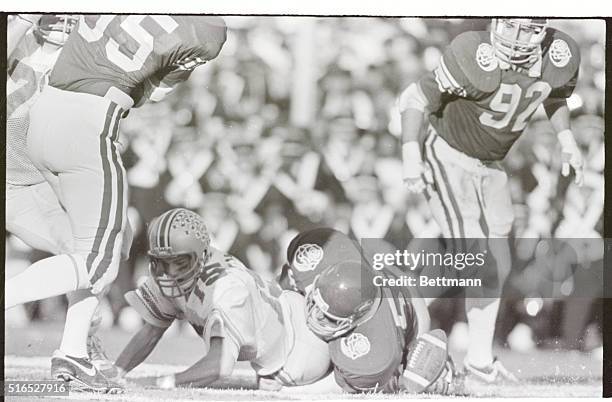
[149,252,202,299]
[306,287,355,340]
[34,15,78,47]
[147,208,212,300]
[490,18,548,66]
[304,261,381,341]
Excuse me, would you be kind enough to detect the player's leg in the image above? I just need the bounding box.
[463,163,516,381]
[5,177,121,370]
[5,181,73,256]
[422,130,509,374]
[8,90,126,308]
[12,88,126,392]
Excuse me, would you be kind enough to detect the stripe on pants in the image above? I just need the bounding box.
[423,132,457,238]
[89,103,126,286]
[425,133,467,252]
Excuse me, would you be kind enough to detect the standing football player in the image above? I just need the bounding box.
[5,15,227,392]
[398,19,582,382]
[6,12,126,388]
[279,228,457,394]
[112,209,331,389]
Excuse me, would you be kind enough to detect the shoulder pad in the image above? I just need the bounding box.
[329,300,402,389]
[541,28,581,88]
[447,31,501,93]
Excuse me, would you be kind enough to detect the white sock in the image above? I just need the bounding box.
[60,290,98,358]
[465,298,501,368]
[5,254,86,310]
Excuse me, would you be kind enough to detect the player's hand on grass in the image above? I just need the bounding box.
[106,366,128,386]
[131,376,158,388]
[132,374,177,389]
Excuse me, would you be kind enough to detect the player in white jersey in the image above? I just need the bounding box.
[112,209,331,389]
[7,14,73,252]
[6,14,130,391]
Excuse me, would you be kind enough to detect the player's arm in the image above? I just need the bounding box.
[398,81,431,194]
[8,14,41,57]
[134,68,192,108]
[145,336,239,389]
[398,36,475,194]
[116,278,179,378]
[544,95,584,186]
[115,322,168,377]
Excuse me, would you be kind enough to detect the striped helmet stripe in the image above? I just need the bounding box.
[157,208,181,249]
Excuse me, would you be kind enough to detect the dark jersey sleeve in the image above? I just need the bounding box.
[549,69,578,99]
[170,16,227,66]
[541,29,581,99]
[419,31,500,112]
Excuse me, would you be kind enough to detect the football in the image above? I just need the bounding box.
[400,329,449,393]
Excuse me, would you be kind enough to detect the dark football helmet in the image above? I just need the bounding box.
[490,18,548,66]
[306,260,381,340]
[34,14,78,47]
[147,208,211,299]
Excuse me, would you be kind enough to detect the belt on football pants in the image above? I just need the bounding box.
[104,86,134,111]
[427,126,497,176]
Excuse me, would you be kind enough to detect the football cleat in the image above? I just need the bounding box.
[464,357,519,384]
[87,335,118,378]
[400,329,449,393]
[51,350,123,394]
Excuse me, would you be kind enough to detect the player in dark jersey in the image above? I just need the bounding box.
[278,228,456,394]
[6,15,226,393]
[398,19,582,383]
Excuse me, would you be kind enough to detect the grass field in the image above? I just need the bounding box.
[4,321,602,400]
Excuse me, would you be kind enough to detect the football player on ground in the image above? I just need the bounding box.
[6,12,127,386]
[5,15,227,392]
[278,228,458,394]
[112,209,331,390]
[398,19,582,382]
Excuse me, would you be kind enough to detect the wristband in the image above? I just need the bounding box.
[156,374,176,389]
[557,129,577,150]
[402,141,423,179]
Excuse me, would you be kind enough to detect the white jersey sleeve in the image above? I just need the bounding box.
[124,277,180,328]
[190,249,288,375]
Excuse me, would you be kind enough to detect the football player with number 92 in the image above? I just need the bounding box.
[398,18,582,382]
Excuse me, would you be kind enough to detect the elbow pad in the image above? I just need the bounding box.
[397,83,428,114]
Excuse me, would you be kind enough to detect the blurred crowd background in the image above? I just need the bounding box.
[6,17,605,356]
